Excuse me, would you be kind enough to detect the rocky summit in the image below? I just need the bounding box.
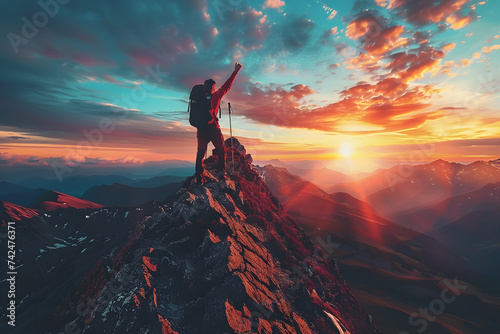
[9,138,380,334]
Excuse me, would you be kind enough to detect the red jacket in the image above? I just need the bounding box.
[209,70,238,128]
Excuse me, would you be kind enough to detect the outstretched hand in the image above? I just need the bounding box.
[235,63,243,73]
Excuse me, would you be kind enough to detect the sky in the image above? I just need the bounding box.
[1,0,499,174]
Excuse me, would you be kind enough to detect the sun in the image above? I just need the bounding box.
[339,143,353,158]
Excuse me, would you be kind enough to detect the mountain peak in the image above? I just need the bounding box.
[46,137,380,334]
[489,157,500,167]
[429,158,449,166]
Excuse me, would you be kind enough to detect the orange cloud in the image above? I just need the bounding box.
[446,12,475,30]
[397,46,446,82]
[234,75,441,134]
[485,35,500,43]
[263,0,285,9]
[442,43,456,53]
[459,58,471,66]
[344,52,382,73]
[363,25,409,55]
[345,14,383,40]
[481,44,500,54]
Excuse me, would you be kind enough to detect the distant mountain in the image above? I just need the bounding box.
[0,159,194,183]
[17,175,137,197]
[490,157,500,167]
[131,175,186,188]
[254,160,363,190]
[330,159,500,217]
[254,158,321,170]
[81,181,184,207]
[28,191,103,211]
[330,191,378,212]
[156,166,195,177]
[0,181,32,196]
[286,167,353,190]
[18,174,192,198]
[427,208,500,277]
[0,188,51,207]
[394,182,500,232]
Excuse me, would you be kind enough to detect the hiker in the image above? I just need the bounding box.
[190,62,243,183]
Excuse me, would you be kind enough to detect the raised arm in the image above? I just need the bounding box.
[215,63,242,97]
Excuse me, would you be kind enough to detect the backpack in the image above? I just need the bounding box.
[188,84,220,130]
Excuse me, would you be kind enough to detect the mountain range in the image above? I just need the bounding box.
[1,146,499,333]
[329,159,500,219]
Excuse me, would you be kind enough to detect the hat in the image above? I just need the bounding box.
[204,79,215,87]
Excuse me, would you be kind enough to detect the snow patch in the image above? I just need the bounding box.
[324,311,350,333]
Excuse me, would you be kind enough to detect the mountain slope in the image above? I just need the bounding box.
[28,191,103,211]
[81,181,184,207]
[3,138,380,334]
[394,182,500,232]
[428,208,500,277]
[0,201,38,225]
[255,164,380,217]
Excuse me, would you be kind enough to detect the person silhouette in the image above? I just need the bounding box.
[195,62,242,183]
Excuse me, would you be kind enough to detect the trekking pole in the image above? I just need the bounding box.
[228,102,234,170]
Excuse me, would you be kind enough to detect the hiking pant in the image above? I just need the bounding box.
[195,126,225,175]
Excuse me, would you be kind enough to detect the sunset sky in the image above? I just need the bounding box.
[1,0,499,174]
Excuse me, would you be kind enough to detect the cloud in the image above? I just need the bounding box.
[1,1,273,93]
[344,52,382,73]
[345,13,385,41]
[232,76,441,134]
[280,16,315,50]
[327,10,338,20]
[0,152,144,167]
[362,25,409,55]
[0,0,492,156]
[263,0,285,9]
[481,44,500,54]
[324,27,338,36]
[320,27,338,46]
[0,152,50,166]
[0,1,280,149]
[374,0,389,7]
[388,0,476,30]
[397,46,446,82]
[328,63,340,70]
[485,35,500,43]
[230,82,315,127]
[7,136,28,140]
[445,12,475,30]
